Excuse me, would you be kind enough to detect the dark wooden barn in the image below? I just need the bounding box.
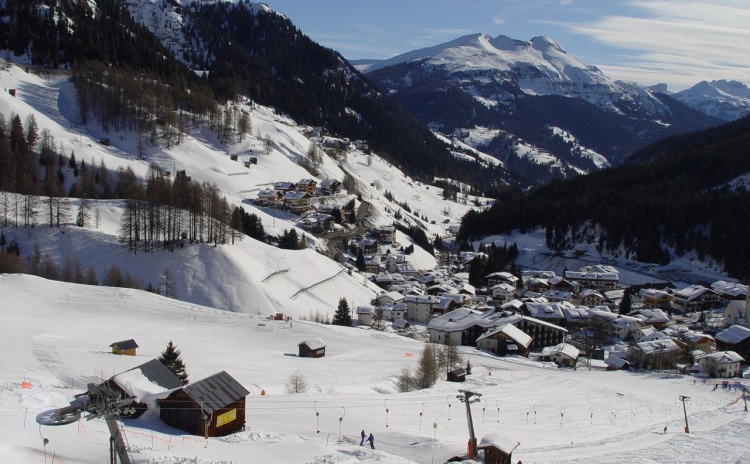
[109,339,139,356]
[159,371,249,437]
[447,367,466,383]
[298,338,326,358]
[101,359,183,418]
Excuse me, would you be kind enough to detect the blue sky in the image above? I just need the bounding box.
[267,0,750,91]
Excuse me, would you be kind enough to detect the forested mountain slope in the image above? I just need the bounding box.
[458,115,750,279]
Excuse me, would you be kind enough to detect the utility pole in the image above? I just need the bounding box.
[678,395,690,433]
[457,389,482,458]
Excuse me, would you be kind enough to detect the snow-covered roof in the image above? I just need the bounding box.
[491,283,516,292]
[639,288,671,299]
[711,280,747,298]
[682,331,714,343]
[633,308,670,325]
[378,291,405,303]
[540,343,579,359]
[635,339,680,355]
[700,351,745,364]
[298,338,326,350]
[478,433,520,454]
[580,264,619,275]
[485,271,518,281]
[525,301,569,320]
[392,319,410,329]
[111,359,182,402]
[565,270,618,281]
[427,307,482,332]
[604,354,629,369]
[581,289,604,299]
[715,325,750,345]
[356,306,376,315]
[476,323,532,348]
[672,285,715,301]
[283,190,311,200]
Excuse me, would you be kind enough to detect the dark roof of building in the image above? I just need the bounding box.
[110,339,139,350]
[120,359,182,390]
[182,371,249,413]
[449,367,467,376]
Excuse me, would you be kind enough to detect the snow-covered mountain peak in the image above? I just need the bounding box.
[530,35,565,53]
[674,79,750,121]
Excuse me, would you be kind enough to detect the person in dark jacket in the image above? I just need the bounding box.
[360,429,366,446]
[367,432,375,449]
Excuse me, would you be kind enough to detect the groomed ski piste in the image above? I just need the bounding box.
[1,274,748,464]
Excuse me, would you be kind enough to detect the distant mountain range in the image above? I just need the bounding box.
[3,0,747,190]
[673,80,750,122]
[356,33,739,183]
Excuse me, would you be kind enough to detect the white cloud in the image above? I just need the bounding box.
[566,1,750,89]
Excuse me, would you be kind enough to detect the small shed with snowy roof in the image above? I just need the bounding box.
[477,433,520,464]
[298,338,327,358]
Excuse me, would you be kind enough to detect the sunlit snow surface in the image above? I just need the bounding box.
[1,275,748,464]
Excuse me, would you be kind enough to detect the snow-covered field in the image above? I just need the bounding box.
[1,274,748,464]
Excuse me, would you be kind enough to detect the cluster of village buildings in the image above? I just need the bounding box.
[255,178,343,213]
[350,230,750,379]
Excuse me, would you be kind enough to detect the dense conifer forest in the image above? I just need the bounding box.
[458,115,750,279]
[0,0,510,191]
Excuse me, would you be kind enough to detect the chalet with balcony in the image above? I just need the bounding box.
[485,271,519,289]
[564,267,619,291]
[639,288,672,309]
[628,339,681,370]
[670,285,722,312]
[319,178,342,195]
[696,351,744,378]
[580,289,605,307]
[256,188,282,206]
[282,191,312,214]
[296,178,317,194]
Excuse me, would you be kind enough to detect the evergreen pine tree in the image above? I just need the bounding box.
[618,289,632,314]
[332,297,352,326]
[158,340,189,385]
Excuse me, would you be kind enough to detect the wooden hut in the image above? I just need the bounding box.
[101,359,183,418]
[298,338,326,358]
[447,367,466,383]
[477,433,520,464]
[109,339,139,356]
[159,371,249,437]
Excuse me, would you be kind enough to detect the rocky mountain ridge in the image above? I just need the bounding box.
[361,33,722,183]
